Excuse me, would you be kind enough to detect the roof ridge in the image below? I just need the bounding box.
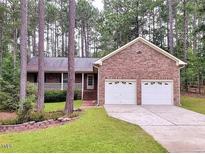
[94,37,186,66]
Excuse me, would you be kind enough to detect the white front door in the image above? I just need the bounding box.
[141,81,173,105]
[105,80,136,104]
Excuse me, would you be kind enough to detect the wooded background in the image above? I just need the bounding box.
[0,0,205,93]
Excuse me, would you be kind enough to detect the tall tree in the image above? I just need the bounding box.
[19,0,28,109]
[167,0,174,54]
[183,0,188,62]
[37,0,45,112]
[64,0,76,114]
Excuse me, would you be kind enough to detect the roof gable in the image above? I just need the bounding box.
[94,37,186,66]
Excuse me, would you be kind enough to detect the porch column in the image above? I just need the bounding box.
[61,73,64,90]
[81,73,84,100]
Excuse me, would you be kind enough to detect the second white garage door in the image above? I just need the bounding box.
[141,81,173,105]
[105,80,136,104]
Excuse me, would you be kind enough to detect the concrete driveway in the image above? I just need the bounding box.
[104,105,205,153]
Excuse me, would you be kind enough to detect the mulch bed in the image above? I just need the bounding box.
[0,109,83,133]
[0,116,79,134]
[0,112,17,121]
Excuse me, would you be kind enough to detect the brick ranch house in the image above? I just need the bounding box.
[27,37,186,105]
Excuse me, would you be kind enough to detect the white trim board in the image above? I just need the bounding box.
[94,37,187,66]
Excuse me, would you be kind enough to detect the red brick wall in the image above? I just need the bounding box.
[98,41,180,105]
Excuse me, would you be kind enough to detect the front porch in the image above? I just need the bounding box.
[27,72,97,100]
[34,82,82,91]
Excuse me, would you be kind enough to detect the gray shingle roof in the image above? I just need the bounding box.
[27,57,99,72]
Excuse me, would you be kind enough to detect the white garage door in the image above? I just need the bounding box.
[105,80,136,104]
[142,81,173,105]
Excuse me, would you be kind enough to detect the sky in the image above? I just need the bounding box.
[92,0,104,11]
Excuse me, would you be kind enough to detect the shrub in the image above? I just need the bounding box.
[45,89,81,103]
[45,111,64,120]
[45,90,67,102]
[0,118,18,125]
[17,96,34,123]
[26,82,37,101]
[0,78,19,112]
[29,111,46,122]
[0,81,37,112]
[74,89,81,100]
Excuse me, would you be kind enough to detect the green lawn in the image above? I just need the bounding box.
[181,95,205,114]
[44,100,82,112]
[0,108,166,153]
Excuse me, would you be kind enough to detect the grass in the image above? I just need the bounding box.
[181,95,205,114]
[0,108,166,153]
[44,100,82,112]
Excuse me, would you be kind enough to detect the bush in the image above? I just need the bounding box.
[74,89,81,100]
[45,111,64,120]
[17,96,34,123]
[45,90,81,103]
[0,81,37,112]
[0,78,19,112]
[45,90,67,102]
[0,118,18,125]
[29,111,46,122]
[26,82,37,101]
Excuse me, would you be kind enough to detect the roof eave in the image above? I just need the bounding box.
[95,37,187,67]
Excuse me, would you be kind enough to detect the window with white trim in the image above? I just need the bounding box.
[87,75,94,89]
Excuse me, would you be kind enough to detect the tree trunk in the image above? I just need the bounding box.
[198,73,201,94]
[183,0,189,92]
[152,11,155,43]
[135,1,139,38]
[192,1,197,51]
[13,28,17,69]
[54,21,57,57]
[19,0,28,109]
[148,12,151,41]
[62,32,64,56]
[65,32,68,56]
[57,33,59,56]
[61,0,65,56]
[0,17,3,80]
[183,0,188,62]
[173,0,178,49]
[46,23,49,56]
[159,16,163,48]
[51,27,54,56]
[28,35,31,59]
[37,0,45,112]
[81,22,87,57]
[85,25,89,57]
[167,0,174,54]
[32,30,37,56]
[64,0,76,114]
[81,26,84,57]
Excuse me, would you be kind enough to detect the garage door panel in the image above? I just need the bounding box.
[105,80,136,104]
[142,81,173,105]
